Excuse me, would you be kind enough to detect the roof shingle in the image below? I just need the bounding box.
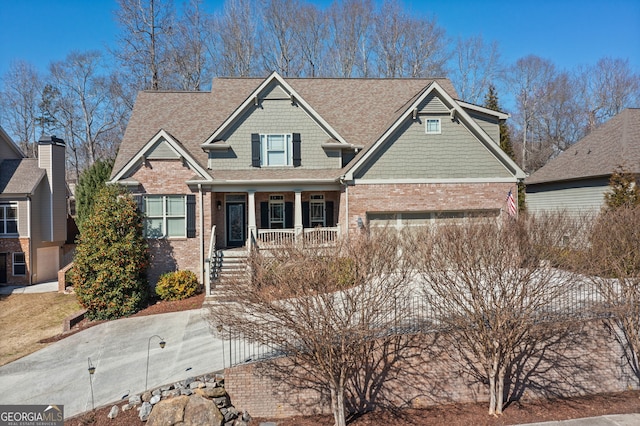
[526,109,640,185]
[112,77,457,180]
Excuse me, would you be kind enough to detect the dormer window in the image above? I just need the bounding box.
[425,118,441,134]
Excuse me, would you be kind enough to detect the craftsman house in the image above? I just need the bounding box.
[109,72,525,291]
[526,108,640,214]
[0,128,67,285]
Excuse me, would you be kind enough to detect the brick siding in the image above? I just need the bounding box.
[0,238,30,285]
[225,320,635,418]
[343,182,514,232]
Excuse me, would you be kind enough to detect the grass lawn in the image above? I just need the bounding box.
[0,292,81,366]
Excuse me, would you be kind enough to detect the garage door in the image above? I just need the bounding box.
[367,210,500,230]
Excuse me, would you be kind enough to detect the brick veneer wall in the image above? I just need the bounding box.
[343,182,515,233]
[0,238,30,285]
[130,159,212,285]
[225,320,635,419]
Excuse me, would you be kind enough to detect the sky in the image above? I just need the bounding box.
[0,0,639,81]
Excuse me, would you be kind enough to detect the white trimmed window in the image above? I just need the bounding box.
[269,195,285,229]
[0,204,18,235]
[425,118,441,134]
[13,252,26,276]
[144,195,186,238]
[310,194,325,227]
[261,134,292,166]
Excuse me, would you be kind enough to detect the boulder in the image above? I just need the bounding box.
[129,394,142,406]
[150,394,161,405]
[107,405,119,419]
[194,386,227,399]
[139,401,153,421]
[183,395,224,426]
[146,395,189,426]
[142,391,152,402]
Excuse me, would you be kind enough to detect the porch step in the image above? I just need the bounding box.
[209,249,250,302]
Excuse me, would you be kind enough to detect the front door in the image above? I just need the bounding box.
[0,253,6,283]
[226,202,246,247]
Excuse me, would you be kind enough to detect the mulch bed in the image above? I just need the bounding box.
[39,293,205,344]
[67,389,640,425]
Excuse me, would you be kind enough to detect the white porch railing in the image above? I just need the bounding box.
[257,229,296,247]
[257,227,340,248]
[303,227,339,246]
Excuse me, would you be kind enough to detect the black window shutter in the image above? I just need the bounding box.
[186,194,196,238]
[326,201,334,227]
[251,133,261,167]
[260,202,269,229]
[292,133,301,167]
[285,202,294,228]
[302,202,310,228]
[135,195,145,213]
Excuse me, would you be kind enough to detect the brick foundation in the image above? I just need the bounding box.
[225,320,636,419]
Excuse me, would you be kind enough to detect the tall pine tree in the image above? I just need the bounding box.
[484,85,524,210]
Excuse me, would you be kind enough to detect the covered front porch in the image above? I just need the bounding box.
[211,188,342,250]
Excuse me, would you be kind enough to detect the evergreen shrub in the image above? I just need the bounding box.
[73,185,149,320]
[155,270,200,301]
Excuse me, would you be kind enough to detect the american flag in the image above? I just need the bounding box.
[506,189,517,218]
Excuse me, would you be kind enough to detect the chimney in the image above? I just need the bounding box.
[38,135,67,242]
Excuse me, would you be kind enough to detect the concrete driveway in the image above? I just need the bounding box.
[0,307,224,418]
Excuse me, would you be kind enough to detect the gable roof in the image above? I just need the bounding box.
[110,129,213,184]
[0,158,45,195]
[526,108,640,185]
[112,76,460,180]
[0,126,25,159]
[344,80,525,180]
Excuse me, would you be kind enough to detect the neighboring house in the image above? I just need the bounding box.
[109,72,525,290]
[526,108,640,214]
[0,128,67,285]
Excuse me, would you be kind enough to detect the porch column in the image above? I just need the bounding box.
[247,190,257,244]
[294,190,303,238]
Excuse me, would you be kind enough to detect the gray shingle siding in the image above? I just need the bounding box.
[147,140,180,159]
[526,177,610,214]
[355,113,512,180]
[210,98,340,170]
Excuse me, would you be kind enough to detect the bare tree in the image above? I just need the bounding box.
[46,51,127,177]
[451,35,502,104]
[508,55,557,172]
[414,215,582,415]
[576,58,640,132]
[260,0,303,77]
[0,60,43,156]
[113,0,176,90]
[167,0,213,90]
[211,0,258,77]
[208,232,416,426]
[372,0,408,78]
[293,2,328,77]
[586,206,640,381]
[327,0,374,77]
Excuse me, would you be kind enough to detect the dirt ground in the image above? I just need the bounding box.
[12,291,638,425]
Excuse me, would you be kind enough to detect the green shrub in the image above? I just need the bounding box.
[156,270,200,301]
[73,185,149,320]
